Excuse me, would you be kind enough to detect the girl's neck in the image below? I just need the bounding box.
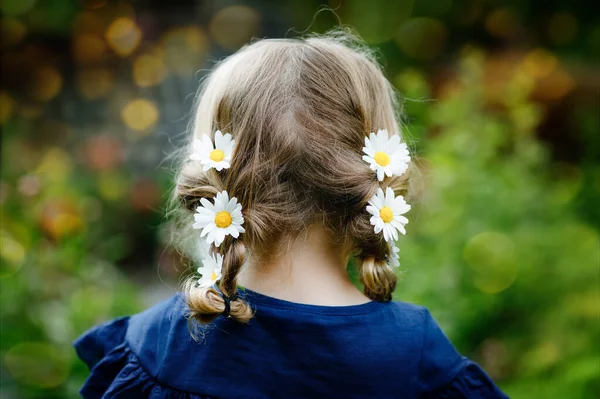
[237,226,371,306]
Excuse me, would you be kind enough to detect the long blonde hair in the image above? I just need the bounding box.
[175,30,410,324]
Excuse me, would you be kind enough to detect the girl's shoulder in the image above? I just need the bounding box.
[73,293,190,398]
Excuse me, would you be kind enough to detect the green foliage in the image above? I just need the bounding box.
[395,50,599,398]
[0,146,144,398]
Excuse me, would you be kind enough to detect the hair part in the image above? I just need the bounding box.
[175,29,411,325]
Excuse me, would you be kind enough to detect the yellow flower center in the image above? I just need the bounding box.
[379,206,394,223]
[211,271,218,281]
[214,211,232,228]
[209,149,225,162]
[374,151,390,166]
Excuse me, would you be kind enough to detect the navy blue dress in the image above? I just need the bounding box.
[74,289,509,398]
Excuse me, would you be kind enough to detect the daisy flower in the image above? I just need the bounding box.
[189,130,235,171]
[366,187,411,242]
[388,245,400,268]
[196,252,223,288]
[192,191,245,247]
[362,129,411,182]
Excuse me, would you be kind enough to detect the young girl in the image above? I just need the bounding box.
[75,32,509,398]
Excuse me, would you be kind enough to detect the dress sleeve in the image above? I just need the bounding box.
[73,314,206,399]
[417,309,510,399]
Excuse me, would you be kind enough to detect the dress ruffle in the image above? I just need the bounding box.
[422,360,509,399]
[74,317,209,399]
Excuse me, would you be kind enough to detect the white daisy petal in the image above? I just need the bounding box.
[366,205,379,217]
[389,245,400,268]
[223,139,235,152]
[225,198,237,212]
[196,207,214,217]
[388,135,400,152]
[385,187,395,202]
[390,219,407,234]
[192,190,246,247]
[200,222,216,237]
[196,253,223,287]
[367,187,411,242]
[199,198,215,212]
[363,145,376,157]
[395,215,409,224]
[390,224,398,241]
[228,226,240,238]
[201,135,213,151]
[214,130,224,147]
[214,229,226,247]
[189,131,234,171]
[362,129,411,181]
[382,226,391,242]
[193,214,213,224]
[219,191,230,204]
[369,192,383,209]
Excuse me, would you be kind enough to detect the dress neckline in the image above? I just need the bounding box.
[238,286,386,316]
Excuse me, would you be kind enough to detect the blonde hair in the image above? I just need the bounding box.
[175,30,410,324]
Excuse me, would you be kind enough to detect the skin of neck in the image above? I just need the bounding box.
[237,225,371,306]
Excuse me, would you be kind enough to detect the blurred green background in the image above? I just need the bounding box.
[0,0,598,398]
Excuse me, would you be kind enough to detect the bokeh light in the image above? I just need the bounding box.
[81,135,123,171]
[17,174,41,197]
[0,17,27,48]
[4,342,71,388]
[133,51,167,87]
[0,231,26,279]
[72,33,107,64]
[161,26,209,76]
[40,200,85,241]
[522,48,557,80]
[463,232,518,294]
[28,67,62,102]
[105,17,142,57]
[209,6,261,50]
[536,66,575,101]
[120,98,159,132]
[97,172,129,201]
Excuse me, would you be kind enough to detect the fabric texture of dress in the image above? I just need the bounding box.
[74,289,509,399]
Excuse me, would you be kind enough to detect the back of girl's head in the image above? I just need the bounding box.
[176,30,411,324]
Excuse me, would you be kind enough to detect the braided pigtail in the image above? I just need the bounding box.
[355,128,413,302]
[177,130,253,325]
[184,240,253,324]
[355,223,397,302]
